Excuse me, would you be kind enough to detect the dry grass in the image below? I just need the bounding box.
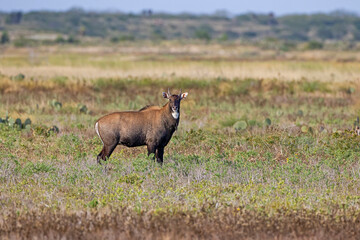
[1,209,360,240]
[1,61,360,83]
[1,45,360,82]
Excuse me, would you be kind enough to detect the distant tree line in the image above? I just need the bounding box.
[0,9,359,43]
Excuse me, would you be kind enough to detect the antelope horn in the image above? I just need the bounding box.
[168,88,171,96]
[179,89,182,96]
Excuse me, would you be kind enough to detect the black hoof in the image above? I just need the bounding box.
[97,156,103,165]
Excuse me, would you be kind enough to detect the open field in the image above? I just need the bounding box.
[1,44,360,239]
[2,44,360,81]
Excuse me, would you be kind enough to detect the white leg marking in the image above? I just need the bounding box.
[95,122,104,145]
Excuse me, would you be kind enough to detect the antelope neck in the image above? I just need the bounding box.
[163,102,180,121]
[172,109,179,119]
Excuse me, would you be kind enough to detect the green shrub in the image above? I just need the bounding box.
[305,41,323,50]
[11,73,25,81]
[1,31,10,44]
[233,120,247,131]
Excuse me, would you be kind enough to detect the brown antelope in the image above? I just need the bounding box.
[95,89,188,164]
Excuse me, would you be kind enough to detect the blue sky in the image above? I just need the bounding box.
[1,0,360,15]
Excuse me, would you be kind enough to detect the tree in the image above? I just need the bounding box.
[1,31,10,44]
[195,29,211,41]
[5,12,22,24]
[194,25,213,41]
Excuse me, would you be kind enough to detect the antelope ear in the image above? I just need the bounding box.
[162,92,169,99]
[180,92,188,99]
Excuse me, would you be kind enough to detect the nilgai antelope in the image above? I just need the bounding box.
[95,89,188,164]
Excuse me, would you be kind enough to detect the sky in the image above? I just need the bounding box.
[1,0,360,15]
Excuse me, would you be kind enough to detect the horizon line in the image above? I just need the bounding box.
[0,7,359,17]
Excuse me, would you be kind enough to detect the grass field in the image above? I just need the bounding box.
[1,43,360,239]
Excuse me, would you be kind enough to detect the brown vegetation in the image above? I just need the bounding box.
[1,209,360,240]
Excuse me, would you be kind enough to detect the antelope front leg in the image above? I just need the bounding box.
[156,147,164,164]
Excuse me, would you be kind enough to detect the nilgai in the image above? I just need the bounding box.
[95,89,188,164]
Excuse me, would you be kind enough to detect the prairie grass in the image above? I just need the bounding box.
[1,45,360,82]
[2,209,360,240]
[1,44,360,239]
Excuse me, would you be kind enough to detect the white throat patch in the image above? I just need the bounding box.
[172,110,179,119]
